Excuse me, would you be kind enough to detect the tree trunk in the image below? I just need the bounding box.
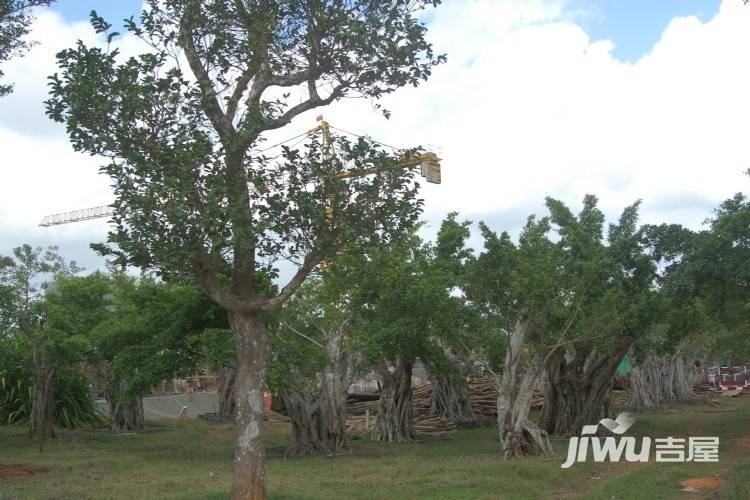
[428,356,476,423]
[29,338,55,443]
[280,389,328,456]
[98,363,144,432]
[674,353,702,401]
[540,339,631,437]
[109,395,145,432]
[374,358,417,442]
[629,362,655,409]
[280,327,354,456]
[495,320,552,459]
[630,352,701,410]
[317,328,353,452]
[29,361,55,443]
[229,311,269,500]
[218,366,237,422]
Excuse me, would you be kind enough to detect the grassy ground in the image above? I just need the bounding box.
[1,397,749,499]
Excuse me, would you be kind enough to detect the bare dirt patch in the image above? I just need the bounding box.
[680,476,726,490]
[729,436,750,449]
[0,464,46,479]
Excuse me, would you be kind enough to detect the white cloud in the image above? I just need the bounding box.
[0,9,142,266]
[1,0,749,268]
[317,0,750,229]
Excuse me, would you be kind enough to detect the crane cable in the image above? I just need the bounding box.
[250,123,404,157]
[328,125,403,153]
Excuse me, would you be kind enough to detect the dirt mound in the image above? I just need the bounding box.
[0,464,45,478]
[680,476,726,490]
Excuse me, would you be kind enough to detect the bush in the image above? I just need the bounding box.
[0,365,104,428]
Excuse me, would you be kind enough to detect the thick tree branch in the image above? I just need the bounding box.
[191,252,237,311]
[226,67,255,124]
[268,69,317,88]
[264,86,343,131]
[179,0,235,140]
[260,250,322,312]
[281,321,326,350]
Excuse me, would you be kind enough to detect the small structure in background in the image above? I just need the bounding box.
[707,366,750,394]
[151,370,219,396]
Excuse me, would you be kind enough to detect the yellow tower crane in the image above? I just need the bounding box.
[39,118,441,227]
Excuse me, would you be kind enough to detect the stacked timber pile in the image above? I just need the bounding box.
[345,383,457,437]
[530,390,544,409]
[345,398,378,437]
[264,410,291,422]
[692,382,716,394]
[411,383,457,435]
[415,415,456,435]
[346,399,377,417]
[468,378,496,417]
[412,383,432,415]
[467,377,543,416]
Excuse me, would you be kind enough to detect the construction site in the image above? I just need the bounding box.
[2,1,750,499]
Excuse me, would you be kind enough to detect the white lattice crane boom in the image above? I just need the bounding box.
[39,120,441,227]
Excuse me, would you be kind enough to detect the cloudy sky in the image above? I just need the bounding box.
[1,0,748,272]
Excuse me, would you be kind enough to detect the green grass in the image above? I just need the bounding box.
[1,398,749,499]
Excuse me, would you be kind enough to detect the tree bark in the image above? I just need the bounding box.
[673,353,702,401]
[428,356,476,423]
[229,311,269,500]
[279,327,354,456]
[104,379,144,432]
[280,389,327,456]
[540,339,631,437]
[108,395,144,432]
[374,358,417,442]
[630,352,701,410]
[316,328,353,452]
[29,361,55,443]
[218,366,237,422]
[96,363,145,432]
[495,320,552,458]
[29,337,55,443]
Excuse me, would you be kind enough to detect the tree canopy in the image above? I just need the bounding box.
[0,0,54,96]
[45,2,444,495]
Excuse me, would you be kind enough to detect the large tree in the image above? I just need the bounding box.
[46,2,443,497]
[538,196,659,437]
[464,215,564,458]
[644,188,750,368]
[0,0,54,96]
[464,196,659,445]
[623,224,706,408]
[89,274,223,431]
[348,229,456,442]
[270,274,359,456]
[424,213,477,424]
[0,245,79,443]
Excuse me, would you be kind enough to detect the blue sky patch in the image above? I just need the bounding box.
[51,0,722,64]
[52,0,143,27]
[567,0,720,62]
